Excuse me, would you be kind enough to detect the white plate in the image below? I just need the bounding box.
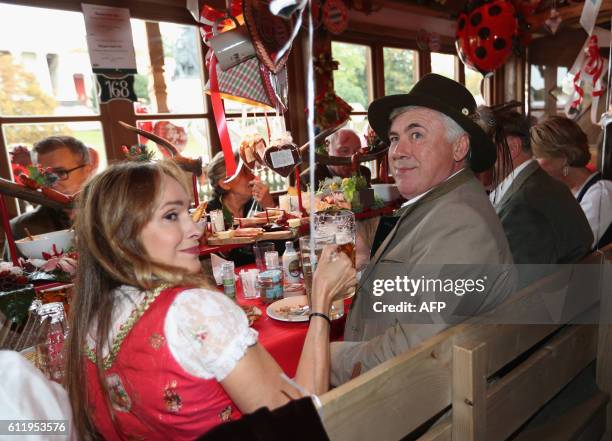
[267,295,310,322]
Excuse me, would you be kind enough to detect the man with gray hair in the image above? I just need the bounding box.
[331,74,516,384]
[9,136,96,244]
[299,127,371,190]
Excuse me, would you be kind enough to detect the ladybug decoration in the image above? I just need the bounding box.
[456,0,519,77]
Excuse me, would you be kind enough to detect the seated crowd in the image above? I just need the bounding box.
[2,74,611,440]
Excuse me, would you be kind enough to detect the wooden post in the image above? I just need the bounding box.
[453,341,487,441]
[145,21,169,113]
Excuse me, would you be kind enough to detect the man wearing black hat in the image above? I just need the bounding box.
[331,74,516,385]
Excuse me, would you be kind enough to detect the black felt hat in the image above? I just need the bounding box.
[368,73,496,172]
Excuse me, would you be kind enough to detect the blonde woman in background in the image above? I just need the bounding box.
[531,115,612,249]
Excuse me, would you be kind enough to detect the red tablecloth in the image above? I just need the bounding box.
[225,266,346,377]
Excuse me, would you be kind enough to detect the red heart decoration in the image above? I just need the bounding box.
[263,143,302,177]
[243,0,297,73]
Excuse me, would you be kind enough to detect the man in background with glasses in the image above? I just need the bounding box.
[8,136,97,246]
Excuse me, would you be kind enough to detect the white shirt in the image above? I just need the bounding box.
[87,285,258,381]
[401,168,466,208]
[489,159,535,206]
[0,351,76,440]
[574,172,612,248]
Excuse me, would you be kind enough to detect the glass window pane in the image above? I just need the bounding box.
[464,68,486,105]
[383,47,417,95]
[345,114,376,178]
[431,52,457,80]
[3,121,108,171]
[529,64,545,111]
[225,115,289,193]
[131,20,205,114]
[136,118,211,200]
[136,118,211,161]
[0,4,99,116]
[332,42,372,112]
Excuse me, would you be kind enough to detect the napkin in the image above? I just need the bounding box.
[210,254,237,285]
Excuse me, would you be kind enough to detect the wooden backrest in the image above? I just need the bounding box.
[319,248,612,441]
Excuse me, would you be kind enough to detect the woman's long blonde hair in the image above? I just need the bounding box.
[65,160,207,440]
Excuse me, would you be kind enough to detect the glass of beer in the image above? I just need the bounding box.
[298,234,344,319]
[313,210,356,300]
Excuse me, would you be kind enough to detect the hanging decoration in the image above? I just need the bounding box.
[322,0,349,35]
[198,0,299,180]
[313,53,352,130]
[455,0,519,76]
[243,0,297,73]
[269,0,307,18]
[417,29,441,52]
[204,56,287,111]
[511,0,542,49]
[566,34,608,124]
[545,8,562,35]
[199,1,244,44]
[263,134,302,177]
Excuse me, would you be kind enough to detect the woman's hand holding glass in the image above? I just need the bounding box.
[310,245,357,315]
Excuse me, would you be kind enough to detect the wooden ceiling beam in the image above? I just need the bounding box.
[532,0,612,32]
[376,0,454,20]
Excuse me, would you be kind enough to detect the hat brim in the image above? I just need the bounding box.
[368,93,496,173]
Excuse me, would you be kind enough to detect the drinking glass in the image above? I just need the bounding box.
[313,210,356,299]
[298,234,344,319]
[239,269,260,299]
[253,241,275,271]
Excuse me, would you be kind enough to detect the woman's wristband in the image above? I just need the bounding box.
[309,312,332,327]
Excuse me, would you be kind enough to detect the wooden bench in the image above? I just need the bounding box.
[319,246,612,441]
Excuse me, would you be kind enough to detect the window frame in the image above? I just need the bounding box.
[0,2,221,217]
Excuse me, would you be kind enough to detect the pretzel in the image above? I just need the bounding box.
[191,201,208,222]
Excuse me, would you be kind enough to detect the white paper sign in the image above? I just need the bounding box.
[82,3,137,73]
[270,149,295,168]
[580,0,602,36]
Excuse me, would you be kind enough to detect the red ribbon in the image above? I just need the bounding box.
[571,35,605,110]
[209,55,237,176]
[199,1,243,45]
[0,196,19,266]
[295,168,304,214]
[192,173,200,207]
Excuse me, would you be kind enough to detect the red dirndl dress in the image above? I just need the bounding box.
[85,286,242,440]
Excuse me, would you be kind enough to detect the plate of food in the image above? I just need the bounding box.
[267,295,310,322]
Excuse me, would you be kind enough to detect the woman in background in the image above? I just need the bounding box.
[205,151,274,227]
[65,160,355,440]
[531,115,612,249]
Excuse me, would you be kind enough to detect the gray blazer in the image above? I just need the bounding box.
[332,169,516,385]
[493,161,593,287]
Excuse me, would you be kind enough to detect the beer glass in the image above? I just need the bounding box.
[298,235,344,319]
[313,210,356,299]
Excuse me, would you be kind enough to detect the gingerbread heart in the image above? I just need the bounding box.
[263,143,302,177]
[243,0,297,74]
[253,137,268,168]
[239,139,258,170]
